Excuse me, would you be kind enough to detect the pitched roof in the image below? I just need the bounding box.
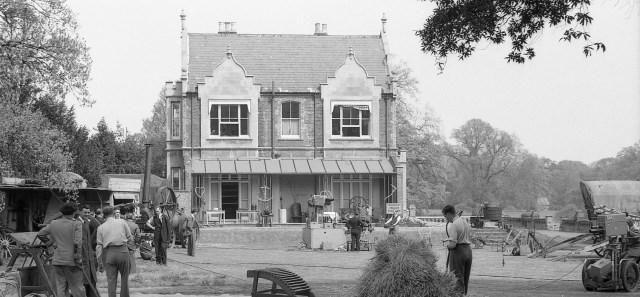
[188,33,391,92]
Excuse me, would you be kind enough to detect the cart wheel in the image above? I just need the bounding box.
[582,259,598,291]
[621,260,639,292]
[140,241,153,260]
[0,231,16,260]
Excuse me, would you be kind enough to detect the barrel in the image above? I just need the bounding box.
[484,207,502,221]
[291,202,302,223]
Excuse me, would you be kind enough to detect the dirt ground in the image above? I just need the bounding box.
[103,228,629,297]
[11,226,632,297]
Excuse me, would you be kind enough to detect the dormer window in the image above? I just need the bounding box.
[209,103,249,137]
[331,103,370,137]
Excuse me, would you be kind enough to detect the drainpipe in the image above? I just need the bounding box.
[313,92,316,159]
[271,81,275,159]
[385,96,389,158]
[142,144,152,207]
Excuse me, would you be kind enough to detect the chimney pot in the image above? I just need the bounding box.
[225,22,231,32]
[315,23,321,34]
[218,22,224,33]
[231,22,236,33]
[322,24,327,34]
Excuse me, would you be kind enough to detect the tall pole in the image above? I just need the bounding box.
[142,144,153,207]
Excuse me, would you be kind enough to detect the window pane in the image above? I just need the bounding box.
[332,106,340,118]
[362,110,370,118]
[240,105,248,118]
[229,105,238,118]
[171,168,180,189]
[343,127,360,137]
[172,103,180,118]
[362,118,369,136]
[221,123,239,136]
[282,119,291,135]
[240,119,248,135]
[332,119,340,135]
[210,105,218,118]
[172,121,180,138]
[221,105,229,118]
[210,119,219,135]
[291,102,299,118]
[290,119,300,135]
[282,102,291,118]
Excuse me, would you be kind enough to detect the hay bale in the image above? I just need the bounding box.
[354,235,463,297]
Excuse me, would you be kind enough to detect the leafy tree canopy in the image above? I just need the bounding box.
[417,0,605,71]
[0,0,92,105]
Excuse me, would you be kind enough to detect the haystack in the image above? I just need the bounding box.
[354,235,463,297]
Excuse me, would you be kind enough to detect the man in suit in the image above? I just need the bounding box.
[37,202,86,297]
[79,205,100,297]
[146,206,170,265]
[183,209,198,256]
[346,212,365,251]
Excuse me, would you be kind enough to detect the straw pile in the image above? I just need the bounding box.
[354,235,462,297]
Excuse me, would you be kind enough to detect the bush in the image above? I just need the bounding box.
[354,235,463,297]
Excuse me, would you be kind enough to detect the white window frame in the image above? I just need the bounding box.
[281,101,300,139]
[330,101,372,139]
[170,102,180,139]
[208,180,251,210]
[208,101,251,139]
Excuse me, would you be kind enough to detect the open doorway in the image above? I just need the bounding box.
[221,182,239,219]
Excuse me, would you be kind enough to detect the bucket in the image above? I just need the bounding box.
[278,209,287,224]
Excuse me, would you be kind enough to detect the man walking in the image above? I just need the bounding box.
[346,212,365,251]
[79,205,100,297]
[37,202,86,297]
[442,205,472,295]
[184,209,198,256]
[124,213,140,273]
[146,206,170,265]
[97,206,134,297]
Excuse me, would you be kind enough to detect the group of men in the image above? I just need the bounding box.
[36,202,199,297]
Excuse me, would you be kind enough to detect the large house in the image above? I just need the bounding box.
[165,13,406,223]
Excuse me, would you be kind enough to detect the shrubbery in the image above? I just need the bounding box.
[354,235,462,297]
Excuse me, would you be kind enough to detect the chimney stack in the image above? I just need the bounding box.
[322,24,327,35]
[314,23,321,35]
[218,22,237,34]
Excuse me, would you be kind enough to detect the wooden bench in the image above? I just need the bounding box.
[247,268,315,297]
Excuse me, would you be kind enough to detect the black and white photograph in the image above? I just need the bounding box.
[1,0,639,296]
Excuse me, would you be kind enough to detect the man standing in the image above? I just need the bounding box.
[625,217,640,260]
[346,212,365,251]
[183,209,198,256]
[96,206,133,297]
[442,205,472,295]
[37,202,86,297]
[79,205,100,297]
[94,209,105,224]
[146,206,170,265]
[124,213,140,273]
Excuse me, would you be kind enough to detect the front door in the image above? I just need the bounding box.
[221,182,239,219]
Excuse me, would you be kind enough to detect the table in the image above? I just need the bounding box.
[236,210,259,223]
[206,210,226,225]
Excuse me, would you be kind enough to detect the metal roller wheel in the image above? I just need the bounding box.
[621,260,639,292]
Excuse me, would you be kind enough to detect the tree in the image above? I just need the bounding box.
[0,101,71,180]
[141,90,167,178]
[446,119,519,204]
[0,0,92,105]
[392,62,448,212]
[495,152,553,209]
[417,0,606,71]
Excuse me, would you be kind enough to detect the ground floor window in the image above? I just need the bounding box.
[332,174,372,209]
[208,180,250,219]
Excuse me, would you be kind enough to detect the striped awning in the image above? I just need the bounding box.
[191,159,395,174]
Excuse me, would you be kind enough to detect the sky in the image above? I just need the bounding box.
[65,0,640,164]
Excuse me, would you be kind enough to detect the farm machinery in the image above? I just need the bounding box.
[580,181,640,292]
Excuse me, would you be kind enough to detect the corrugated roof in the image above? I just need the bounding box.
[188,34,390,92]
[192,159,395,175]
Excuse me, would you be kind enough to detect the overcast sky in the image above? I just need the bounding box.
[66,0,639,164]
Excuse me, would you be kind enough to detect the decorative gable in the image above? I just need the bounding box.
[200,48,260,99]
[322,48,380,99]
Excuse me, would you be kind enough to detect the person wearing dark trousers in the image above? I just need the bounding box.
[37,202,87,297]
[79,205,100,297]
[146,206,170,265]
[97,206,134,297]
[184,209,198,256]
[442,205,472,295]
[346,213,365,251]
[124,213,140,273]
